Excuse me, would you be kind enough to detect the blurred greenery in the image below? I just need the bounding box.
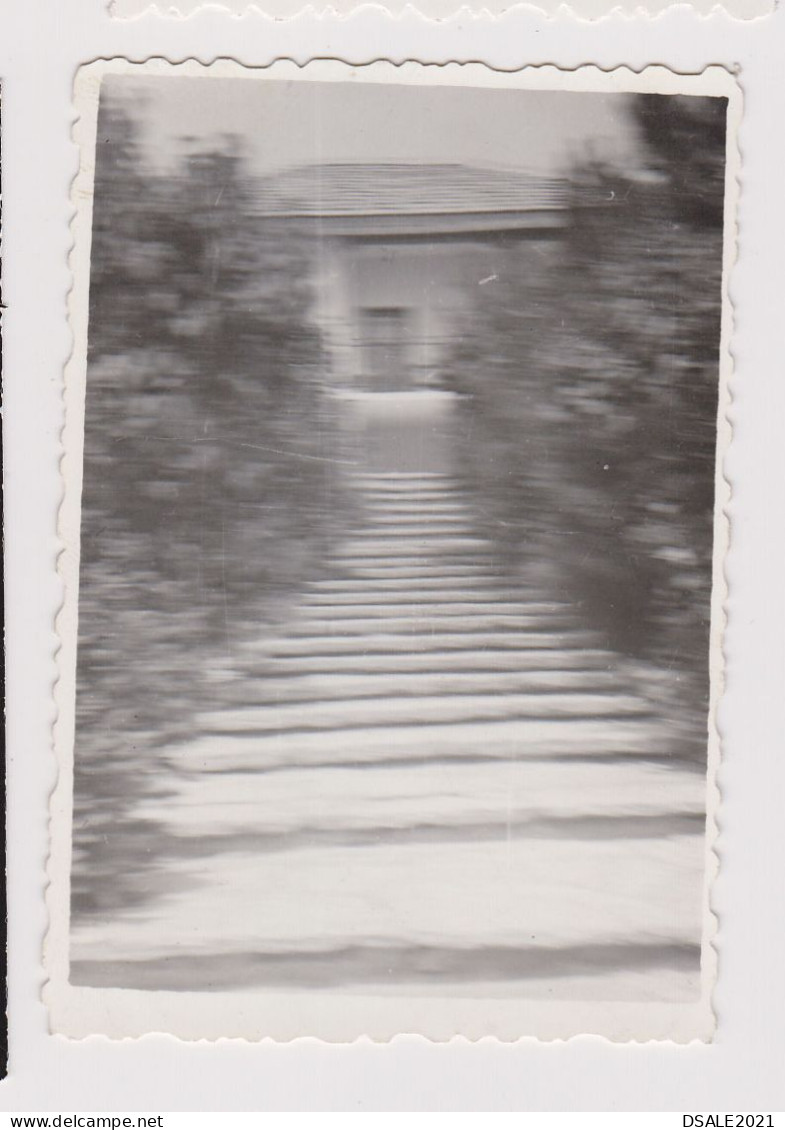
[73,96,350,917]
[446,94,726,731]
[72,90,726,920]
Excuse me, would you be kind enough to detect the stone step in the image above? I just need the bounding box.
[305,575,522,593]
[297,600,572,619]
[134,757,706,839]
[72,833,704,980]
[354,515,472,526]
[309,567,522,584]
[360,496,470,510]
[224,667,631,705]
[333,536,491,556]
[175,716,671,774]
[354,472,453,481]
[355,474,461,486]
[286,613,577,637]
[323,560,503,578]
[242,648,612,676]
[360,501,471,516]
[349,526,482,541]
[354,483,457,494]
[201,691,651,736]
[257,629,597,658]
[358,485,468,499]
[357,496,471,509]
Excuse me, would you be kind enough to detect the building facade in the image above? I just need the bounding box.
[260,164,569,471]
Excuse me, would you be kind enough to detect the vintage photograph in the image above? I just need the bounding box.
[49,61,734,1041]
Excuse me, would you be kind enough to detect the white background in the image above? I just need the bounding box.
[2,0,784,1112]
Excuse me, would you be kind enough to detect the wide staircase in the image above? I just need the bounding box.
[72,471,707,999]
[194,470,675,767]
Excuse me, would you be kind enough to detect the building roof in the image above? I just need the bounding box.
[255,163,568,219]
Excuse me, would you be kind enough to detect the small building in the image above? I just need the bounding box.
[259,163,569,471]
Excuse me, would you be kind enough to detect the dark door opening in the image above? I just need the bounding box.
[358,307,413,391]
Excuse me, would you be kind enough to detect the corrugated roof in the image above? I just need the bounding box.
[255,163,567,218]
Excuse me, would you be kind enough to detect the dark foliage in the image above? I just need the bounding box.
[447,94,727,730]
[633,94,728,227]
[73,96,348,917]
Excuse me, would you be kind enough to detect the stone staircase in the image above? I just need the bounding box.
[71,470,707,998]
[187,471,668,769]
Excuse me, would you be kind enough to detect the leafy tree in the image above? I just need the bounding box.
[447,94,727,744]
[73,94,348,916]
[633,94,727,227]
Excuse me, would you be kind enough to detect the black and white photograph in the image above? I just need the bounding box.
[48,60,734,1041]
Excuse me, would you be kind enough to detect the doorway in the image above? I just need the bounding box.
[358,307,413,392]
